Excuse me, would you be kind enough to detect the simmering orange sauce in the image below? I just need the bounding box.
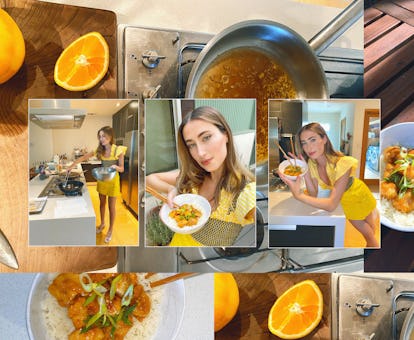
[194,48,297,162]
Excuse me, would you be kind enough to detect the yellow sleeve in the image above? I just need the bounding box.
[335,156,358,181]
[115,145,128,158]
[235,182,256,225]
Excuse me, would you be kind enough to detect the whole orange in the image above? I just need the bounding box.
[214,273,239,332]
[0,9,25,84]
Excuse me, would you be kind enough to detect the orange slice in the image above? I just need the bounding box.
[54,31,109,91]
[268,279,323,339]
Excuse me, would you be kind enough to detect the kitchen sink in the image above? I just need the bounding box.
[332,274,414,340]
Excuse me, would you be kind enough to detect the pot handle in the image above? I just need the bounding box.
[308,0,363,56]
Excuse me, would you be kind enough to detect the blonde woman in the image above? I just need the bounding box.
[68,126,127,243]
[146,106,256,246]
[279,122,379,247]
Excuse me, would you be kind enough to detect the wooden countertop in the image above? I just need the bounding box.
[364,0,414,126]
[0,0,118,272]
[216,273,331,339]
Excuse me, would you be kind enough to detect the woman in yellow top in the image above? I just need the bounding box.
[278,122,379,248]
[146,106,256,246]
[68,126,127,243]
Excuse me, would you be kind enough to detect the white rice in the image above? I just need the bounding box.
[40,273,165,340]
[380,198,414,227]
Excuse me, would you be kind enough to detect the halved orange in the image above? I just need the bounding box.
[54,31,109,91]
[214,273,239,332]
[268,279,323,339]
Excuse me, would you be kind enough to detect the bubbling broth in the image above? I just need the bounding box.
[194,48,297,162]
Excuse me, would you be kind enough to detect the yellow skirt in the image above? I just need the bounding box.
[96,172,120,197]
[341,178,376,220]
[169,233,203,247]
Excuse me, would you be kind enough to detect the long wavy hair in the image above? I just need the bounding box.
[96,126,114,160]
[296,122,343,163]
[176,106,254,209]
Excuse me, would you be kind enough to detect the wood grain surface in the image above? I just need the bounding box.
[364,1,414,126]
[0,0,118,272]
[216,273,331,340]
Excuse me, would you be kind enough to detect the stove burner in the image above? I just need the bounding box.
[38,177,83,197]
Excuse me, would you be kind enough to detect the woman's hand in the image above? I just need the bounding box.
[287,151,305,161]
[278,170,302,198]
[110,164,118,171]
[167,187,178,209]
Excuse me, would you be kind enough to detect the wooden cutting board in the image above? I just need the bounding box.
[0,0,118,272]
[216,273,331,340]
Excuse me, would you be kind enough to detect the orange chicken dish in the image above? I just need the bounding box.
[381,145,414,214]
[48,273,151,339]
[169,204,202,227]
[284,165,303,177]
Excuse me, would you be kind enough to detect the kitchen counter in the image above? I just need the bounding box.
[28,166,96,246]
[268,190,346,247]
[0,273,213,340]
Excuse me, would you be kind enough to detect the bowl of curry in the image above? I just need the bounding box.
[159,194,211,234]
[278,159,308,181]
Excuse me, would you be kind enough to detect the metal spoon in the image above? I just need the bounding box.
[0,228,18,269]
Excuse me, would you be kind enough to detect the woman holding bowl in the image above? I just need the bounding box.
[146,106,256,246]
[67,126,127,243]
[278,122,379,248]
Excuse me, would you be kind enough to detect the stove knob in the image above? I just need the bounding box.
[142,85,161,100]
[142,50,166,69]
[356,298,380,317]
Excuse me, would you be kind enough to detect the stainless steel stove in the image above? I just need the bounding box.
[332,274,414,340]
[117,24,364,273]
[37,176,83,197]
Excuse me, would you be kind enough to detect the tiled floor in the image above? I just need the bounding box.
[87,183,139,246]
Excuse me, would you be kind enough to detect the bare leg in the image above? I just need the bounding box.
[349,218,379,248]
[105,196,117,243]
[97,194,106,233]
[365,209,378,232]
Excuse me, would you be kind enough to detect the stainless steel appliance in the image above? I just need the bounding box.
[121,130,139,215]
[332,274,414,340]
[38,176,83,197]
[119,102,139,216]
[116,23,364,273]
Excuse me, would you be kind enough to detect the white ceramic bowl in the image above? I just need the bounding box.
[278,159,308,181]
[159,194,211,234]
[27,273,185,340]
[380,122,414,232]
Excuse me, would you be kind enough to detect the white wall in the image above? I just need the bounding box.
[51,115,112,159]
[29,122,53,167]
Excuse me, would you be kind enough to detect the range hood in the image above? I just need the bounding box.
[29,99,86,129]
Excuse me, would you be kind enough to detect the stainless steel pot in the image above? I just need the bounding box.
[185,0,362,187]
[186,0,362,98]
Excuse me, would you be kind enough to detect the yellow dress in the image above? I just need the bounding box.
[96,144,127,197]
[169,182,256,246]
[308,155,376,220]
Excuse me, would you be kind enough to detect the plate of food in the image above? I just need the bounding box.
[278,159,308,181]
[26,273,185,340]
[380,123,414,232]
[159,194,211,234]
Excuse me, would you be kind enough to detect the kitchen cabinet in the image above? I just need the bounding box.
[28,167,96,246]
[112,106,128,141]
[268,191,346,247]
